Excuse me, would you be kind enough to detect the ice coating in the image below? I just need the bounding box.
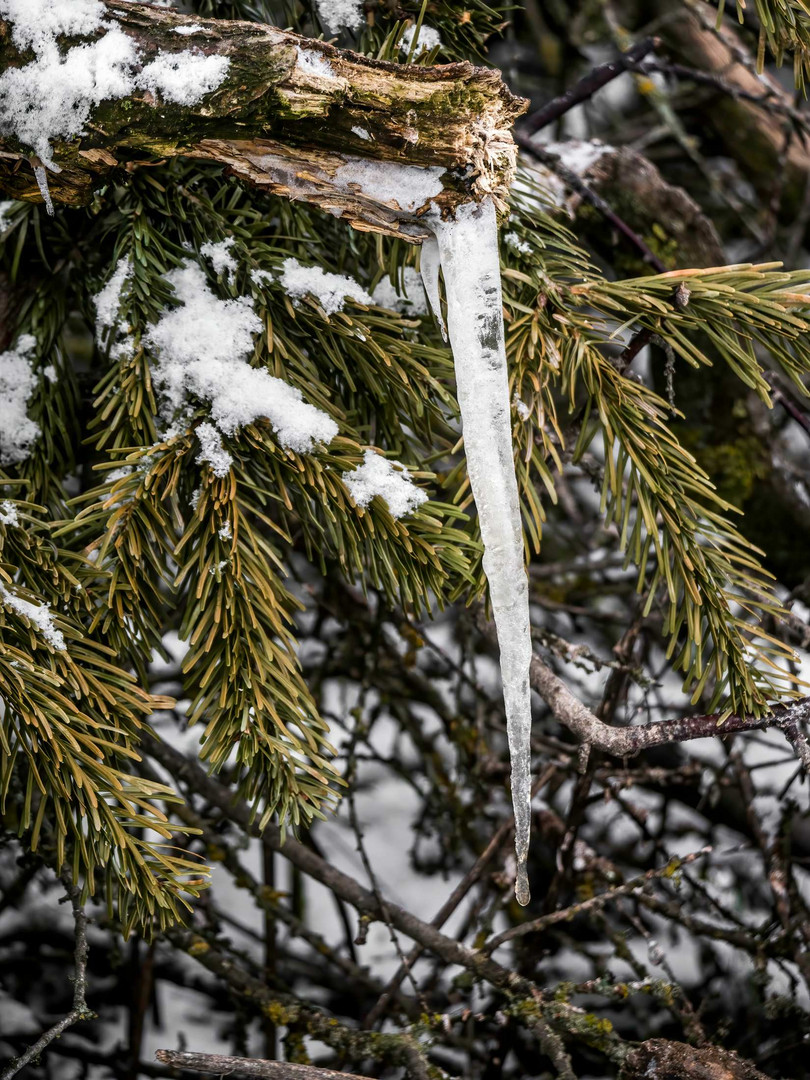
[429,198,533,905]
[419,235,447,342]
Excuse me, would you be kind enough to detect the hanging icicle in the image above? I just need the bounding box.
[428,198,534,906]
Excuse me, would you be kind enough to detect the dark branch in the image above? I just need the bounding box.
[521,37,658,135]
[0,869,93,1080]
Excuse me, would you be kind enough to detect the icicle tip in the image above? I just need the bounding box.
[516,863,531,906]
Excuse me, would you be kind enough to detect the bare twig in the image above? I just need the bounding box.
[155,1050,375,1080]
[521,37,658,134]
[481,847,711,953]
[363,764,557,1029]
[0,869,94,1080]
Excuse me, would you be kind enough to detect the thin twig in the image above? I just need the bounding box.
[0,868,94,1080]
[363,764,557,1029]
[481,847,711,953]
[515,134,668,273]
[521,37,659,134]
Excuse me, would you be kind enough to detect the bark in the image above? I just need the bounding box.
[0,2,526,240]
[523,142,724,269]
[620,1039,770,1080]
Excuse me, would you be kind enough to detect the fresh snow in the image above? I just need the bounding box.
[296,47,337,79]
[0,201,15,228]
[351,125,371,141]
[0,334,40,466]
[504,231,532,255]
[280,258,371,316]
[146,262,338,457]
[428,198,534,906]
[0,501,18,526]
[200,237,237,281]
[138,51,230,106]
[94,256,132,342]
[0,584,66,650]
[0,3,230,206]
[401,24,442,56]
[172,24,205,36]
[195,421,234,478]
[372,267,428,316]
[0,0,105,53]
[315,0,364,31]
[343,451,427,518]
[335,160,445,213]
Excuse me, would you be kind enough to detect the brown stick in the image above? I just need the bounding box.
[0,2,525,237]
[155,1050,374,1080]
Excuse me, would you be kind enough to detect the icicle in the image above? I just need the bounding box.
[32,166,54,217]
[428,198,533,906]
[419,235,447,342]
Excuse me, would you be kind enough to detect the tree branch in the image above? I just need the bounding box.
[520,37,658,135]
[0,2,525,238]
[0,869,94,1080]
[155,1050,375,1080]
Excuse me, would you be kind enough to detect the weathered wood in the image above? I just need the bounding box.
[0,1,526,239]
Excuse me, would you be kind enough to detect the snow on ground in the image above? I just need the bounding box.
[342,450,427,518]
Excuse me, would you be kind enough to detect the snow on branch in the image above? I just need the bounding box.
[0,0,526,239]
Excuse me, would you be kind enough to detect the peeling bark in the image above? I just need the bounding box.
[0,1,526,239]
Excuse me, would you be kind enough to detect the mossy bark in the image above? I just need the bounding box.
[0,1,526,239]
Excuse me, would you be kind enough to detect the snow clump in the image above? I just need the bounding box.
[280,258,372,316]
[315,0,364,32]
[0,584,66,650]
[400,24,442,56]
[0,501,19,526]
[0,0,230,206]
[200,238,238,282]
[0,334,40,466]
[343,451,428,519]
[145,262,338,460]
